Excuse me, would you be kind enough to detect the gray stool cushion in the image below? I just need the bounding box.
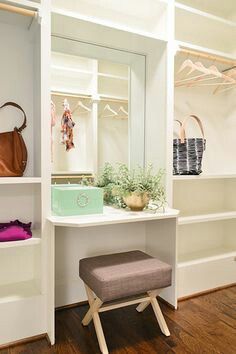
[79,250,172,302]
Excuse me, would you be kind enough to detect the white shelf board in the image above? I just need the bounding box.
[173,174,236,181]
[52,170,93,175]
[48,206,179,228]
[0,280,40,304]
[98,73,128,81]
[175,2,236,28]
[179,211,236,225]
[51,65,93,76]
[7,0,41,11]
[52,7,168,43]
[0,230,41,249]
[178,247,236,268]
[0,177,41,185]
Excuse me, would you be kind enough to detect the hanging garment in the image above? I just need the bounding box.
[61,106,75,151]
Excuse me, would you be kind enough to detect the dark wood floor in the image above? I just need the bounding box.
[1,286,236,354]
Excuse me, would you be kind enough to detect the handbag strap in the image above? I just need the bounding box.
[174,119,186,140]
[180,115,204,143]
[0,102,27,132]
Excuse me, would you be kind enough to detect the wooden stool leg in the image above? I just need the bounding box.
[136,289,159,313]
[93,311,109,354]
[82,297,103,326]
[149,295,170,337]
[82,284,109,354]
[136,300,150,312]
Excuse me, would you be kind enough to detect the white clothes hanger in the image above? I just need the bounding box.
[101,104,118,118]
[118,106,128,115]
[115,106,129,119]
[175,61,214,86]
[213,68,236,94]
[176,60,235,88]
[72,100,92,114]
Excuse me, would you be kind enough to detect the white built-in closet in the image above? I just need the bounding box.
[174,0,236,298]
[0,0,235,349]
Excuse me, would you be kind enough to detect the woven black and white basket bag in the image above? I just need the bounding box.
[173,115,206,175]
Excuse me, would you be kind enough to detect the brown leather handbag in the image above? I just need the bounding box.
[0,102,27,177]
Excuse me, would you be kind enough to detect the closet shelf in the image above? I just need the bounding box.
[0,230,41,249]
[178,247,236,268]
[51,7,168,43]
[52,170,93,176]
[0,280,41,304]
[99,94,128,102]
[10,1,41,11]
[98,73,128,81]
[0,177,41,185]
[175,2,236,28]
[173,174,236,181]
[51,65,93,76]
[179,211,236,225]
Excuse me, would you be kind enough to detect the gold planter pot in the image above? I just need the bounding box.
[123,192,150,211]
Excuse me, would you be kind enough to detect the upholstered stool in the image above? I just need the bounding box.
[79,250,172,354]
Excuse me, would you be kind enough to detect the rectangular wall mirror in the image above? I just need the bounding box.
[51,36,146,180]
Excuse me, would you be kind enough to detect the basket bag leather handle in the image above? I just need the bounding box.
[174,119,186,140]
[0,102,27,133]
[180,115,204,143]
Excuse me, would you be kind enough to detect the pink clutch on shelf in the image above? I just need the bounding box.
[0,220,32,242]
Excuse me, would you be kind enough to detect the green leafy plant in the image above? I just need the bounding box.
[95,163,166,210]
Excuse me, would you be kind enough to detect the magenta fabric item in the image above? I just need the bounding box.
[0,220,32,242]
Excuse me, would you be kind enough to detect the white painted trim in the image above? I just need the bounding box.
[48,206,179,228]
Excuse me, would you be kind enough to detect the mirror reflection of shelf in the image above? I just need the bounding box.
[98,73,128,81]
[52,65,93,76]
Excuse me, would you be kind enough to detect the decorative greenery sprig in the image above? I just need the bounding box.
[95,163,166,210]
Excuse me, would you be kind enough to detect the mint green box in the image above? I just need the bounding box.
[51,184,104,216]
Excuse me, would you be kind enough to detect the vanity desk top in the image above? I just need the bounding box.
[48,206,179,228]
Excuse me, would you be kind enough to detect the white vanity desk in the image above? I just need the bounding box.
[48,206,179,313]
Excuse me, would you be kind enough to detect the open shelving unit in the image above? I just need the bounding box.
[52,0,169,41]
[175,1,236,55]
[0,0,51,347]
[173,0,236,299]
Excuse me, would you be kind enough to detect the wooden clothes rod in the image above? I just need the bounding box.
[178,48,236,66]
[100,97,128,103]
[0,3,36,17]
[51,92,128,103]
[51,91,92,99]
